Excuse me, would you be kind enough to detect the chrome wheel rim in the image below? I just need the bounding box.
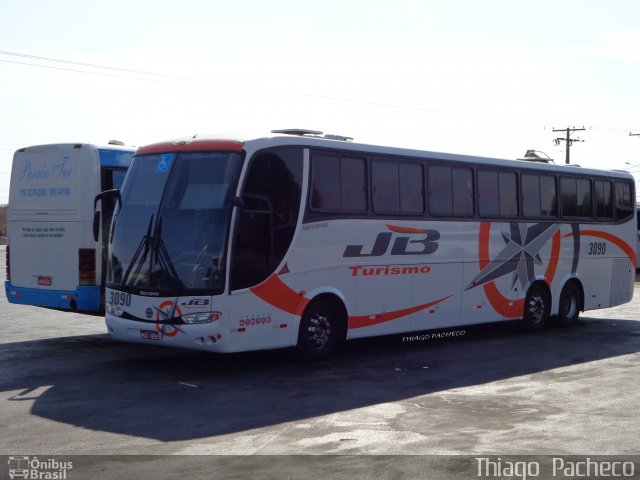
[527,294,546,324]
[306,312,332,349]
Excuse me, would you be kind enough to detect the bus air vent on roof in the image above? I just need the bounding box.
[271,129,353,141]
[272,129,323,136]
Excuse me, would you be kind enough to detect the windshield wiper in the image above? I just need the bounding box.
[121,214,154,287]
[152,216,184,289]
[119,214,183,290]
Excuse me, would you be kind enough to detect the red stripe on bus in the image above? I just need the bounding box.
[563,230,636,267]
[348,295,451,329]
[385,224,427,234]
[544,230,561,284]
[250,274,310,316]
[136,140,244,155]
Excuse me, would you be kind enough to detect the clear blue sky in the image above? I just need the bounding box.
[2,0,640,203]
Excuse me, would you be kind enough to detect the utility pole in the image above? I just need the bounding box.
[552,126,585,164]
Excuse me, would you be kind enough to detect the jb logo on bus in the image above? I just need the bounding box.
[343,224,440,258]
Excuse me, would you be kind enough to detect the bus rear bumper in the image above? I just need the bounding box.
[4,281,101,312]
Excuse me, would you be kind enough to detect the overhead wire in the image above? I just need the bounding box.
[1,49,640,136]
[0,49,560,126]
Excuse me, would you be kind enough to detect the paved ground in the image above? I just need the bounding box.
[1,244,639,464]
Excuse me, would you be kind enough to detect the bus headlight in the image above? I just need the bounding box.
[181,312,221,324]
[106,304,124,317]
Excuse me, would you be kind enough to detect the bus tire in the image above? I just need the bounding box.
[295,298,342,361]
[522,283,550,331]
[556,281,581,327]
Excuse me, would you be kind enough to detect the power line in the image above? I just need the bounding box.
[0,49,562,124]
[0,58,210,89]
[0,50,199,82]
[3,49,640,139]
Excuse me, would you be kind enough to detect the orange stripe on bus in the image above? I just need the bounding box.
[563,230,636,267]
[385,224,427,234]
[250,274,309,316]
[348,295,451,329]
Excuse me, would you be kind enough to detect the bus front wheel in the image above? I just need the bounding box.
[522,283,550,331]
[295,298,341,361]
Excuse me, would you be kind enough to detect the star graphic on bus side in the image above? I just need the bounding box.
[465,223,559,292]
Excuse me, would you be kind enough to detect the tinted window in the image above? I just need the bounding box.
[561,177,578,217]
[428,166,452,215]
[452,167,474,215]
[311,154,366,212]
[341,157,367,211]
[500,172,518,216]
[540,175,558,217]
[522,174,557,218]
[429,165,473,216]
[595,180,613,219]
[310,155,340,210]
[522,174,540,217]
[372,160,399,213]
[372,159,424,214]
[615,181,633,220]
[399,163,424,213]
[576,178,593,217]
[478,170,499,216]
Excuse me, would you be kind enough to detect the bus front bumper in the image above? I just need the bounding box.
[105,314,232,353]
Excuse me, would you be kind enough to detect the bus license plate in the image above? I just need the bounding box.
[37,276,52,286]
[140,330,160,341]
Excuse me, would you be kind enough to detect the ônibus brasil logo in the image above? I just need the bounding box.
[8,456,73,479]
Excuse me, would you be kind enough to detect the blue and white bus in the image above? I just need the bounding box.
[5,142,135,312]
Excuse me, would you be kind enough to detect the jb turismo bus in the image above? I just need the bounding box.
[5,142,134,312]
[101,130,635,359]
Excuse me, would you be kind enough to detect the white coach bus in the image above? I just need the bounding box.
[5,142,135,312]
[102,130,635,359]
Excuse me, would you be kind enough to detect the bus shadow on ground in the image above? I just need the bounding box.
[2,317,640,441]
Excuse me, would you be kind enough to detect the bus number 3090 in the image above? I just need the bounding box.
[109,291,132,307]
[587,242,607,255]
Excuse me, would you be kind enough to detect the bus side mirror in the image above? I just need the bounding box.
[93,211,101,242]
[93,189,121,242]
[94,189,121,210]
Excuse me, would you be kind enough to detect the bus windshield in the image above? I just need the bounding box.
[107,150,243,295]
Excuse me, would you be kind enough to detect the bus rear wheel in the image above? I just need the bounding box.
[522,283,550,331]
[556,281,581,327]
[295,298,341,361]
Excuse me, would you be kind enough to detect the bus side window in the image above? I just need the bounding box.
[614,181,633,220]
[594,180,613,220]
[231,149,303,290]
